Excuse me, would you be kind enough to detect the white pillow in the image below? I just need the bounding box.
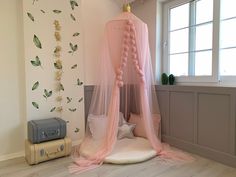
[88,114,107,140]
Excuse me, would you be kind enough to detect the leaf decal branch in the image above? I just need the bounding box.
[43,89,52,100]
[68,42,78,54]
[30,56,43,68]
[70,0,78,10]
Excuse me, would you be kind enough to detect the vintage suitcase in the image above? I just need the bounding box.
[25,137,72,165]
[28,117,66,144]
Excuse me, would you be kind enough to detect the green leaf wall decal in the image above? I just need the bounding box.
[50,107,56,112]
[69,108,76,112]
[32,81,39,90]
[70,0,78,10]
[70,14,76,21]
[71,64,77,69]
[43,89,52,99]
[27,12,34,22]
[30,56,42,67]
[67,97,72,103]
[33,35,42,49]
[74,128,80,133]
[59,83,64,91]
[69,43,78,54]
[77,79,83,86]
[78,97,83,102]
[53,10,62,14]
[73,32,80,37]
[32,102,39,109]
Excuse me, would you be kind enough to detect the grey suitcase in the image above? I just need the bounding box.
[28,118,66,144]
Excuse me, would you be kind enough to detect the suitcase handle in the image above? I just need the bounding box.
[42,129,60,138]
[45,147,62,158]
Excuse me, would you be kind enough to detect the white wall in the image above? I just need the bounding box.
[82,0,121,85]
[0,0,25,160]
[23,0,85,143]
[132,0,163,83]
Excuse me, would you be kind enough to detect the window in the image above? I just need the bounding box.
[220,0,236,76]
[163,0,236,83]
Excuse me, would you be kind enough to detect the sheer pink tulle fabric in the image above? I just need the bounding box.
[69,12,194,174]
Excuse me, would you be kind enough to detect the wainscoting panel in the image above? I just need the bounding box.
[197,93,231,153]
[157,91,169,135]
[169,91,194,142]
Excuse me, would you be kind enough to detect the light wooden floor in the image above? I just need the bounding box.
[1,153,236,177]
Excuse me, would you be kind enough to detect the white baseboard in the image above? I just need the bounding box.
[0,151,24,162]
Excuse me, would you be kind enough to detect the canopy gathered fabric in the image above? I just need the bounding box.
[69,12,193,174]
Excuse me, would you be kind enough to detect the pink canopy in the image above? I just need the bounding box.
[69,12,193,174]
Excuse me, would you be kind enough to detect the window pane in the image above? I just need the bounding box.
[170,53,188,76]
[220,48,236,75]
[195,51,212,76]
[170,3,189,31]
[220,19,236,48]
[195,23,213,51]
[221,0,236,20]
[170,29,189,54]
[196,0,213,24]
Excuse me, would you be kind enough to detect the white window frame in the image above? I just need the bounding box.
[162,0,221,83]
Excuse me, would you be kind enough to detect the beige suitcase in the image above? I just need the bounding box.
[25,137,72,165]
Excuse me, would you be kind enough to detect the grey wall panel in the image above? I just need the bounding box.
[84,86,94,122]
[157,91,169,135]
[197,93,231,153]
[169,91,194,142]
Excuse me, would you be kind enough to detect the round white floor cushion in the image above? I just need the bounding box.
[80,137,157,164]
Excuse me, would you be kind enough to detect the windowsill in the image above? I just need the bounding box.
[157,81,236,88]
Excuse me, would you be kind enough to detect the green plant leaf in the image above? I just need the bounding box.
[71,64,77,69]
[32,102,39,109]
[70,14,76,21]
[67,97,72,103]
[73,44,78,52]
[78,97,83,102]
[27,12,34,21]
[59,83,64,91]
[69,108,76,112]
[77,79,83,86]
[40,9,45,13]
[48,91,52,97]
[73,32,80,37]
[44,89,52,98]
[70,0,78,10]
[54,62,62,69]
[32,81,39,90]
[33,35,42,49]
[30,56,42,67]
[50,107,56,112]
[74,128,80,133]
[69,43,73,50]
[69,43,78,53]
[53,10,62,14]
